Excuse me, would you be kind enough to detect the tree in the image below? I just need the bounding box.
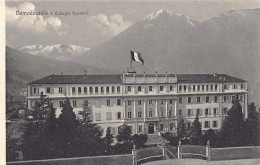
[245,102,259,146]
[78,100,92,123]
[21,93,55,160]
[162,132,179,146]
[132,134,148,149]
[72,102,103,157]
[116,124,133,154]
[204,129,218,147]
[220,95,246,147]
[190,115,202,145]
[177,117,186,139]
[30,93,50,123]
[56,98,79,158]
[103,127,114,154]
[43,102,59,158]
[117,124,132,143]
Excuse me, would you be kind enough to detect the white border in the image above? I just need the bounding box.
[0,0,6,164]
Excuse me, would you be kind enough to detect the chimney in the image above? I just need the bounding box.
[213,72,218,77]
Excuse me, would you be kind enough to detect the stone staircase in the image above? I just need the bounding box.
[146,134,168,146]
[145,133,177,160]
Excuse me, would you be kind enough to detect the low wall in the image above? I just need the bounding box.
[136,147,162,160]
[211,146,260,161]
[182,145,206,155]
[7,154,132,165]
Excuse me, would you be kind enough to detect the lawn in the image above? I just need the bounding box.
[211,147,260,160]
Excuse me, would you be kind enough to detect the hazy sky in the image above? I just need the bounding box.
[6,0,260,49]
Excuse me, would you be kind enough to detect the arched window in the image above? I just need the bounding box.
[101,87,104,94]
[78,87,81,94]
[84,87,87,94]
[95,87,98,94]
[117,86,120,93]
[112,86,115,93]
[188,85,191,92]
[89,87,93,94]
[72,87,75,95]
[106,87,109,93]
[193,85,196,92]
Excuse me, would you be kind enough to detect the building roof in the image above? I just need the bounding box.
[29,73,246,85]
[29,74,122,84]
[177,74,246,83]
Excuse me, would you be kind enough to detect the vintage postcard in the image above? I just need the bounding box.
[3,0,260,164]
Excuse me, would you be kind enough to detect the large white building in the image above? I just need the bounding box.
[27,73,248,136]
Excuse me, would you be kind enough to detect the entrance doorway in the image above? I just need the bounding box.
[148,123,155,134]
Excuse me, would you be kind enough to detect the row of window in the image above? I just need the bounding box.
[127,111,171,118]
[223,95,244,102]
[179,107,232,117]
[178,95,244,104]
[184,108,219,116]
[59,100,227,118]
[94,107,228,121]
[107,123,176,135]
[58,96,243,108]
[107,121,217,134]
[179,84,218,93]
[223,83,244,90]
[127,110,173,118]
[179,83,244,93]
[187,121,218,129]
[127,85,174,92]
[126,99,175,106]
[95,112,122,121]
[126,108,220,118]
[59,99,176,109]
[71,86,121,95]
[41,86,122,95]
[70,99,176,107]
[179,96,218,104]
[59,99,122,108]
[35,83,245,95]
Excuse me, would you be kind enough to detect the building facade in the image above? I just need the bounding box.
[27,73,248,136]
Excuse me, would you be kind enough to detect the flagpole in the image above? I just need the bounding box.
[130,50,132,72]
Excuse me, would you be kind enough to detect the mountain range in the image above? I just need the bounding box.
[6,8,260,104]
[6,46,111,102]
[74,9,260,104]
[18,44,90,61]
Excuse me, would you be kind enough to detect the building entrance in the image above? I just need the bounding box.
[148,123,155,134]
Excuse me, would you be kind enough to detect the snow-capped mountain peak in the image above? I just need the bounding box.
[143,9,197,26]
[144,9,176,21]
[18,44,90,61]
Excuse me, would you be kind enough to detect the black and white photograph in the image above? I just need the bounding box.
[3,0,260,164]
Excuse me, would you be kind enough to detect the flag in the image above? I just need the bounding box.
[130,50,144,65]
